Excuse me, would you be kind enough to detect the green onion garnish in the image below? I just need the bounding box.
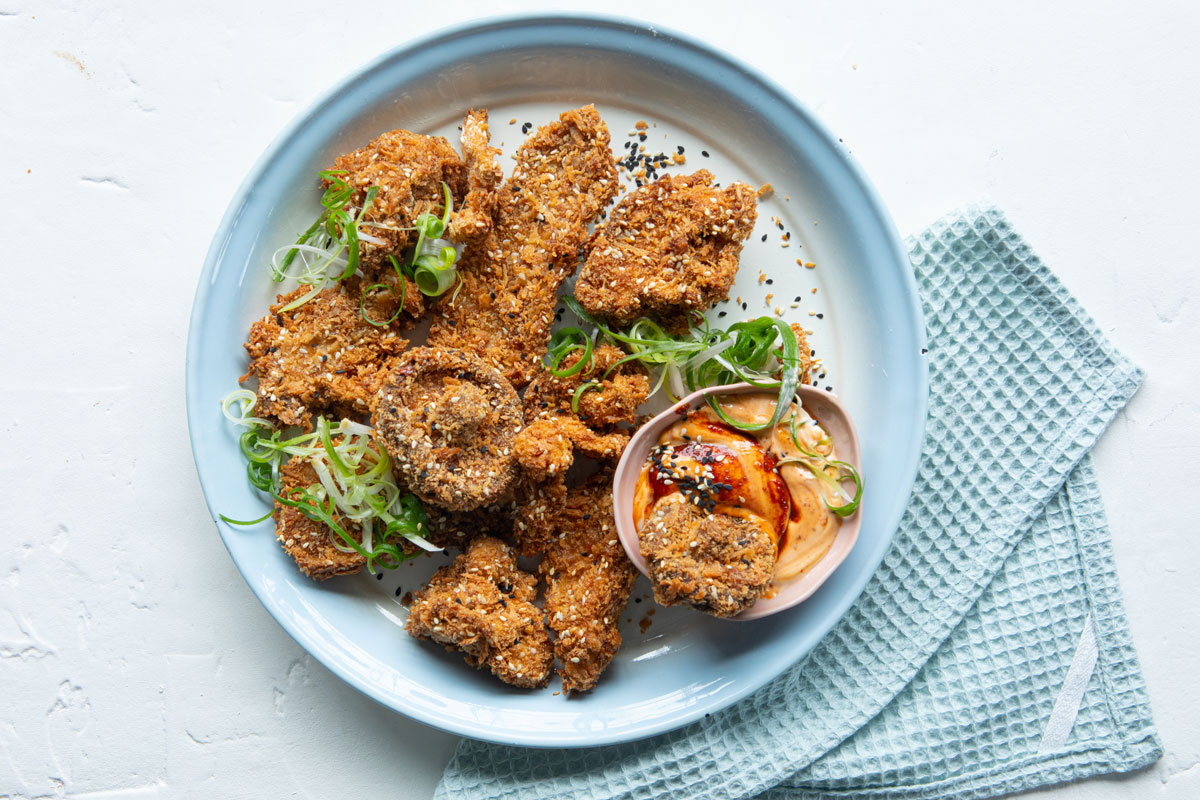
[409,183,460,297]
[544,327,595,377]
[218,389,440,572]
[271,172,385,308]
[561,296,802,431]
[778,409,863,517]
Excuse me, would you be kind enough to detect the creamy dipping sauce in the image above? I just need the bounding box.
[634,393,845,588]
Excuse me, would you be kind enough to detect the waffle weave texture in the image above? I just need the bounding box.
[436,205,1161,800]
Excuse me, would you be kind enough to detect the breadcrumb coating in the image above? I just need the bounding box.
[274,458,365,580]
[638,493,775,618]
[512,345,649,555]
[427,105,619,388]
[372,347,523,511]
[523,345,649,429]
[540,471,636,693]
[242,284,411,430]
[575,170,757,330]
[326,128,466,274]
[406,537,552,688]
[448,108,503,245]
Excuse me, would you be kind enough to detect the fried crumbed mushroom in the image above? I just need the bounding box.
[326,128,467,274]
[511,345,650,556]
[372,347,523,511]
[638,493,775,618]
[274,458,366,580]
[575,170,758,331]
[428,105,619,388]
[242,285,411,430]
[540,471,637,694]
[405,536,553,688]
[448,108,503,244]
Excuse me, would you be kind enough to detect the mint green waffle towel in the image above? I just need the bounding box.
[436,205,1161,800]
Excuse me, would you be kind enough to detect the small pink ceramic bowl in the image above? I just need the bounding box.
[612,382,863,621]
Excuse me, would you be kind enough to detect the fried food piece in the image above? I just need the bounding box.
[540,471,637,693]
[513,417,629,480]
[523,345,648,428]
[406,537,552,688]
[448,109,503,244]
[575,170,758,330]
[274,458,366,580]
[373,347,523,511]
[638,493,775,618]
[326,128,467,273]
[428,105,619,388]
[514,345,648,480]
[242,285,411,430]
[511,345,648,555]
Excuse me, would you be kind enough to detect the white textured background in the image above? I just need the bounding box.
[2,2,1197,798]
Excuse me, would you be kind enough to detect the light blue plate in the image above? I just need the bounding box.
[186,15,928,747]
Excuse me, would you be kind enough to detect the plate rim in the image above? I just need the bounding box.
[186,12,929,747]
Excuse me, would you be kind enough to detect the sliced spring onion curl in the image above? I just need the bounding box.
[219,389,440,572]
[271,174,461,314]
[410,183,460,297]
[562,296,801,431]
[779,411,863,517]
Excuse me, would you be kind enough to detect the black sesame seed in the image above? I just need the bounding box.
[718,311,727,318]
[816,313,824,319]
[765,279,774,285]
[701,150,710,157]
[761,234,768,242]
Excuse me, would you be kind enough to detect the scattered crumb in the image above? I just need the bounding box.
[757,183,774,199]
[639,615,653,634]
[635,120,648,130]
[804,261,816,269]
[509,117,517,124]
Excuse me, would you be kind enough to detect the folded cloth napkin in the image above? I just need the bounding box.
[436,205,1161,800]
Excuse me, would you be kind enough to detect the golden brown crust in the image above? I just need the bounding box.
[326,129,467,274]
[638,494,775,618]
[575,170,758,330]
[427,105,619,388]
[274,458,366,580]
[242,285,411,430]
[522,345,649,429]
[448,109,503,245]
[405,537,552,688]
[540,471,636,694]
[372,347,523,511]
[511,345,649,556]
